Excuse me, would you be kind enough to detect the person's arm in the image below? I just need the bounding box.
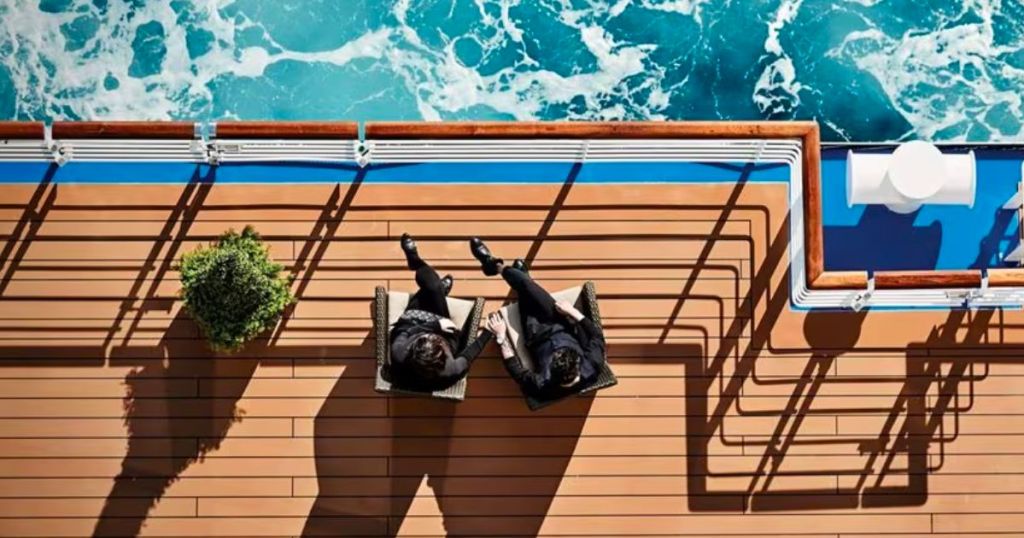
[485,312,545,394]
[443,330,494,380]
[389,328,413,365]
[455,330,493,365]
[582,320,608,378]
[503,351,545,394]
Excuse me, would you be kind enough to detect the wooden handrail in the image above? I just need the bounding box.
[52,121,195,139]
[811,268,1024,290]
[0,121,45,139]
[873,270,984,289]
[365,121,819,139]
[216,121,358,139]
[800,124,824,287]
[809,271,868,290]
[982,268,1024,287]
[46,121,361,140]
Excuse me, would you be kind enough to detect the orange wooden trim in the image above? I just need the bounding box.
[809,271,868,290]
[216,121,358,139]
[0,122,45,139]
[814,269,1024,290]
[52,121,195,139]
[801,124,824,287]
[987,269,1024,287]
[874,270,983,289]
[364,121,818,139]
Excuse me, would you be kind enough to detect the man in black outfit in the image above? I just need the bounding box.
[471,237,606,399]
[388,233,490,392]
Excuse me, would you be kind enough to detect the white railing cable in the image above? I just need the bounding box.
[0,138,359,163]
[367,139,801,163]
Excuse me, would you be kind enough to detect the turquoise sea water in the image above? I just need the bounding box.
[1,0,1023,142]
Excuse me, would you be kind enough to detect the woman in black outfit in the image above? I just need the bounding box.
[388,234,490,392]
[471,237,606,399]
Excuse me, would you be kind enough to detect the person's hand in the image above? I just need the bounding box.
[555,300,585,322]
[438,318,458,333]
[486,313,517,360]
[486,312,507,338]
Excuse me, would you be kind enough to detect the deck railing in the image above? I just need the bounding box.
[4,119,1021,307]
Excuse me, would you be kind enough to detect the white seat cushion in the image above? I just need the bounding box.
[498,285,583,370]
[386,291,474,329]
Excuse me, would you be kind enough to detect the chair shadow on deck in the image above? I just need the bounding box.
[300,370,598,537]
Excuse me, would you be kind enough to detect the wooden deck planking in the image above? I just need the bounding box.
[1,181,1024,537]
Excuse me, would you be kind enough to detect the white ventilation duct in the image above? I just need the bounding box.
[847,141,975,213]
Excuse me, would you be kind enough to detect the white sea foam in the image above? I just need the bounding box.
[499,0,525,43]
[386,0,658,121]
[752,0,805,115]
[829,0,1024,140]
[639,0,710,23]
[0,0,391,119]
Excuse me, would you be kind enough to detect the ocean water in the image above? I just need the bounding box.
[0,0,1022,142]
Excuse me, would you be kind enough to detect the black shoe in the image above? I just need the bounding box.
[469,237,494,262]
[400,233,420,270]
[512,258,529,273]
[441,274,454,296]
[469,237,503,276]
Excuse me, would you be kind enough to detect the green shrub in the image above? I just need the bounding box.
[179,226,294,352]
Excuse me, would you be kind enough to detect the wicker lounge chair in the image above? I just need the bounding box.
[373,286,485,401]
[498,281,617,410]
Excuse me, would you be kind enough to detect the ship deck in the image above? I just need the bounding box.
[2,175,1024,537]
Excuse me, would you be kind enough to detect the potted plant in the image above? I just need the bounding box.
[179,226,295,352]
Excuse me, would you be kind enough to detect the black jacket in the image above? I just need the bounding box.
[504,317,606,399]
[389,317,491,392]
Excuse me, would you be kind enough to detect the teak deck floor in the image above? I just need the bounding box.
[1,180,1023,537]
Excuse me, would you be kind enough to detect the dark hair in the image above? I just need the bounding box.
[409,334,449,379]
[551,347,581,386]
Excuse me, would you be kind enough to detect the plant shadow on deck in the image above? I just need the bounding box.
[0,160,1015,536]
[93,312,259,537]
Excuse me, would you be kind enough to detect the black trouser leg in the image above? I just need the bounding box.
[502,266,557,323]
[405,248,428,271]
[407,265,450,318]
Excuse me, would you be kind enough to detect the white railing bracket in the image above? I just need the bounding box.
[355,140,372,168]
[755,139,767,163]
[846,274,875,312]
[43,124,71,167]
[963,271,991,307]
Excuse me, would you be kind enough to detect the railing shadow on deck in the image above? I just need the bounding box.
[682,177,1009,511]
[0,161,1013,535]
